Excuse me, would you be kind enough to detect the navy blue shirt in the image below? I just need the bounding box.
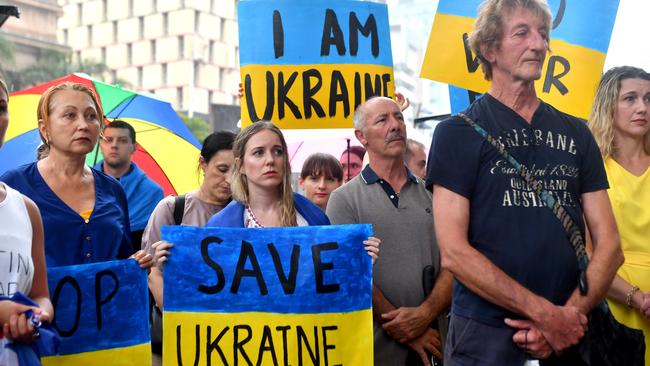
[1,163,132,267]
[426,94,608,326]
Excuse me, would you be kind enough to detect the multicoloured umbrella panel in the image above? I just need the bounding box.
[1,73,202,196]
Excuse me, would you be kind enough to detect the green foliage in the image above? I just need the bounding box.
[179,113,211,143]
[0,34,15,80]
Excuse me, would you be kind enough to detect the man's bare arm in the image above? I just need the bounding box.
[566,190,623,312]
[433,185,586,351]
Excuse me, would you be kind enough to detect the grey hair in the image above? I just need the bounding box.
[404,138,425,162]
[353,103,367,131]
[353,96,395,131]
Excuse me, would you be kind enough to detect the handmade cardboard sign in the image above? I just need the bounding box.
[42,260,150,365]
[162,224,374,365]
[422,0,620,118]
[239,0,394,129]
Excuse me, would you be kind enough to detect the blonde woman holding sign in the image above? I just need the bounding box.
[202,121,380,256]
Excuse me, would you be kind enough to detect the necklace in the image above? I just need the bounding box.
[245,205,265,228]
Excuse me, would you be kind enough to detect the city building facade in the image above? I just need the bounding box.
[58,0,240,117]
[0,0,70,82]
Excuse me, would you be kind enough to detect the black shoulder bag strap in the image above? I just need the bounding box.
[173,194,186,226]
[457,112,590,296]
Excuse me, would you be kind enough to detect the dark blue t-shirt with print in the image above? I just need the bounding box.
[426,94,608,327]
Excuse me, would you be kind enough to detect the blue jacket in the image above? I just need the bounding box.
[95,161,163,231]
[206,193,330,227]
[1,163,132,266]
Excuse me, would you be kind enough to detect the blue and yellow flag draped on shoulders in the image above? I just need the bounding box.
[42,260,151,365]
[162,224,374,366]
[422,0,620,119]
[239,0,394,129]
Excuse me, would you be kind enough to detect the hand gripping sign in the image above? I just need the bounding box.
[161,224,374,366]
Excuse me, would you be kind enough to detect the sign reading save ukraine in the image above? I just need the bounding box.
[42,260,150,365]
[162,225,374,365]
[238,0,394,129]
[422,0,620,119]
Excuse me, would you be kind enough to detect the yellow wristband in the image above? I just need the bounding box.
[626,285,640,308]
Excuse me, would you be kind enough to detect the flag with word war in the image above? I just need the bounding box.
[42,260,151,366]
[422,0,620,119]
[239,0,394,129]
[162,224,374,366]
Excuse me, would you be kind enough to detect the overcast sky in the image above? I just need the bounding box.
[604,0,650,71]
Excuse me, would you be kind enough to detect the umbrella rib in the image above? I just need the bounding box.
[107,94,137,119]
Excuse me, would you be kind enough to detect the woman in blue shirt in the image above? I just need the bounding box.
[1,82,152,268]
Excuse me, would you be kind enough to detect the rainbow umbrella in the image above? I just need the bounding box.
[0,73,201,196]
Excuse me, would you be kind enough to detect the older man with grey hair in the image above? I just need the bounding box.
[427,0,623,364]
[328,96,452,365]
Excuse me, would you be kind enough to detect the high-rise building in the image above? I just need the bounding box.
[57,0,240,117]
[386,0,449,142]
[0,0,70,78]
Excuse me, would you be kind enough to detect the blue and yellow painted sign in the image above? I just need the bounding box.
[239,0,394,129]
[162,224,374,365]
[422,0,620,119]
[42,260,150,366]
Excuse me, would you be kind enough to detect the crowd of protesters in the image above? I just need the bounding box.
[1,0,650,365]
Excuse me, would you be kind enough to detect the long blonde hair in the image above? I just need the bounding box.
[587,66,650,159]
[230,121,297,227]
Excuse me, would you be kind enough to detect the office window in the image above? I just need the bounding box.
[139,16,144,39]
[128,0,134,17]
[161,63,167,85]
[127,43,133,65]
[101,47,106,64]
[163,13,168,36]
[150,40,156,62]
[194,61,199,86]
[178,36,184,58]
[177,87,183,109]
[87,25,92,46]
[195,10,200,33]
[137,66,143,88]
[112,20,118,43]
[63,29,69,45]
[77,3,82,26]
[209,40,214,63]
[102,0,107,21]
[219,68,225,91]
[111,70,117,84]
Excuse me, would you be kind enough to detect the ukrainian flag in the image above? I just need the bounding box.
[421,0,620,119]
[239,0,394,129]
[42,260,151,366]
[162,225,374,365]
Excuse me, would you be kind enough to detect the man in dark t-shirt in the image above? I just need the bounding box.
[427,0,623,364]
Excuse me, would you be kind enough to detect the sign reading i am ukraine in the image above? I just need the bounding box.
[162,225,374,366]
[421,0,620,119]
[238,0,394,129]
[42,260,151,366]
